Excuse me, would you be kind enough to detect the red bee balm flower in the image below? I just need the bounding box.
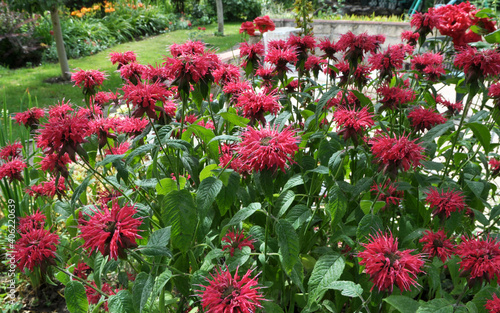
[198,267,265,313]
[18,210,46,234]
[334,106,374,142]
[222,228,256,256]
[236,89,281,124]
[486,294,500,313]
[78,202,143,260]
[370,180,404,210]
[13,227,59,272]
[236,126,299,173]
[253,15,275,33]
[71,69,107,95]
[0,142,23,161]
[109,51,137,68]
[358,232,425,292]
[122,81,172,119]
[454,47,500,85]
[426,187,466,218]
[456,235,500,285]
[419,229,455,263]
[239,21,255,36]
[369,133,425,176]
[411,52,446,81]
[489,158,500,177]
[14,107,45,129]
[0,158,27,182]
[408,106,446,132]
[336,31,385,69]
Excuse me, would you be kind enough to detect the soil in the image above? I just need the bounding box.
[43,76,72,84]
[17,282,70,313]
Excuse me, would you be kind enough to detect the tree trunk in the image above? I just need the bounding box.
[215,0,224,35]
[50,5,70,80]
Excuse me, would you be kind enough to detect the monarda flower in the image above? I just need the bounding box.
[163,53,213,94]
[304,55,326,79]
[86,281,118,312]
[48,100,74,119]
[119,62,147,85]
[213,63,241,86]
[358,231,425,293]
[410,12,438,42]
[369,44,413,81]
[287,34,316,61]
[0,142,23,161]
[336,31,385,70]
[142,64,169,83]
[115,117,149,137]
[377,84,416,111]
[92,91,118,107]
[333,106,374,143]
[170,40,206,57]
[78,202,143,260]
[489,158,500,177]
[419,229,455,263]
[254,15,275,33]
[28,177,67,199]
[18,210,46,234]
[73,262,91,280]
[401,30,420,46]
[236,126,299,173]
[13,227,59,272]
[489,82,500,107]
[456,235,500,286]
[411,52,446,81]
[222,228,256,256]
[370,180,404,210]
[219,144,252,177]
[435,95,463,116]
[327,91,362,109]
[71,68,107,96]
[0,158,27,182]
[40,153,71,178]
[14,107,45,130]
[239,21,255,36]
[122,81,172,119]
[236,89,281,124]
[408,106,446,132]
[369,133,425,176]
[426,187,466,219]
[36,113,90,162]
[486,294,500,313]
[109,51,137,69]
[318,37,338,60]
[265,46,298,79]
[198,267,265,313]
[454,47,500,86]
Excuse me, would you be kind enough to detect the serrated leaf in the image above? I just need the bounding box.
[420,120,454,144]
[360,200,386,215]
[328,184,347,226]
[162,190,197,253]
[219,111,250,127]
[416,298,453,313]
[108,290,134,313]
[152,269,172,300]
[132,273,148,312]
[137,246,172,257]
[328,151,344,176]
[329,281,363,298]
[220,203,261,237]
[485,28,500,44]
[65,281,89,313]
[262,301,285,313]
[156,178,179,195]
[316,86,340,117]
[384,295,420,313]
[126,143,155,164]
[147,227,171,247]
[273,111,292,131]
[96,154,126,167]
[197,177,223,219]
[466,122,491,153]
[71,176,91,209]
[208,135,240,145]
[282,174,304,192]
[357,214,383,241]
[200,164,219,181]
[276,190,295,218]
[466,179,484,200]
[308,253,345,305]
[141,275,154,312]
[277,219,300,275]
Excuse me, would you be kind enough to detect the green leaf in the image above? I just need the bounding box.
[466,179,485,200]
[360,200,386,215]
[140,275,154,312]
[147,227,171,247]
[420,120,454,144]
[329,281,363,298]
[277,219,300,275]
[466,122,491,153]
[328,151,344,177]
[71,175,91,208]
[351,90,372,106]
[262,301,285,313]
[125,143,155,164]
[357,214,383,241]
[65,281,89,313]
[156,178,180,195]
[219,111,250,127]
[162,190,197,253]
[108,290,135,313]
[316,85,340,117]
[327,184,347,226]
[276,190,296,218]
[282,174,304,192]
[200,164,219,181]
[417,298,453,313]
[308,253,345,305]
[152,269,172,301]
[220,203,261,237]
[197,177,223,219]
[208,135,240,145]
[384,295,420,313]
[96,154,126,167]
[485,28,500,44]
[132,273,148,313]
[273,111,292,130]
[189,124,218,160]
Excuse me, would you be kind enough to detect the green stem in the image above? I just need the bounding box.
[54,265,109,297]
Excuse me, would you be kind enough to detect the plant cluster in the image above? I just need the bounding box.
[2,1,500,312]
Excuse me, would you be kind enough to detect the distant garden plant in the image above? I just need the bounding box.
[2,1,500,312]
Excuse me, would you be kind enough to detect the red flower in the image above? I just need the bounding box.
[219,143,252,177]
[358,231,425,292]
[222,228,256,256]
[253,15,275,33]
[318,37,338,60]
[116,117,149,137]
[170,40,206,57]
[71,69,107,95]
[163,52,216,93]
[489,82,500,106]
[123,81,172,119]
[213,63,241,86]
[236,89,281,124]
[336,31,385,69]
[73,262,91,280]
[18,210,46,234]
[86,281,117,311]
[401,31,419,46]
[410,11,438,40]
[39,153,71,178]
[14,107,45,129]
[36,113,90,162]
[239,21,255,36]
[0,142,23,161]
[142,64,169,83]
[434,94,463,116]
[334,60,371,88]
[198,267,265,313]
[369,133,425,175]
[408,106,446,132]
[13,227,59,272]
[119,62,147,84]
[287,34,316,60]
[419,229,455,263]
[236,126,299,173]
[456,235,500,285]
[48,100,74,119]
[369,44,413,80]
[223,81,252,97]
[486,294,500,313]
[92,91,118,107]
[411,52,446,81]
[334,106,374,142]
[265,46,298,78]
[377,84,416,111]
[426,187,466,218]
[327,90,362,109]
[304,55,326,78]
[454,47,500,85]
[109,51,137,68]
[370,180,404,210]
[28,177,67,199]
[78,202,143,260]
[0,158,27,182]
[489,158,500,177]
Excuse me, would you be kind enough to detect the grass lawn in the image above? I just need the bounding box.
[0,22,242,121]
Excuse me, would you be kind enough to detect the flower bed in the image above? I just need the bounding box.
[1,2,500,312]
